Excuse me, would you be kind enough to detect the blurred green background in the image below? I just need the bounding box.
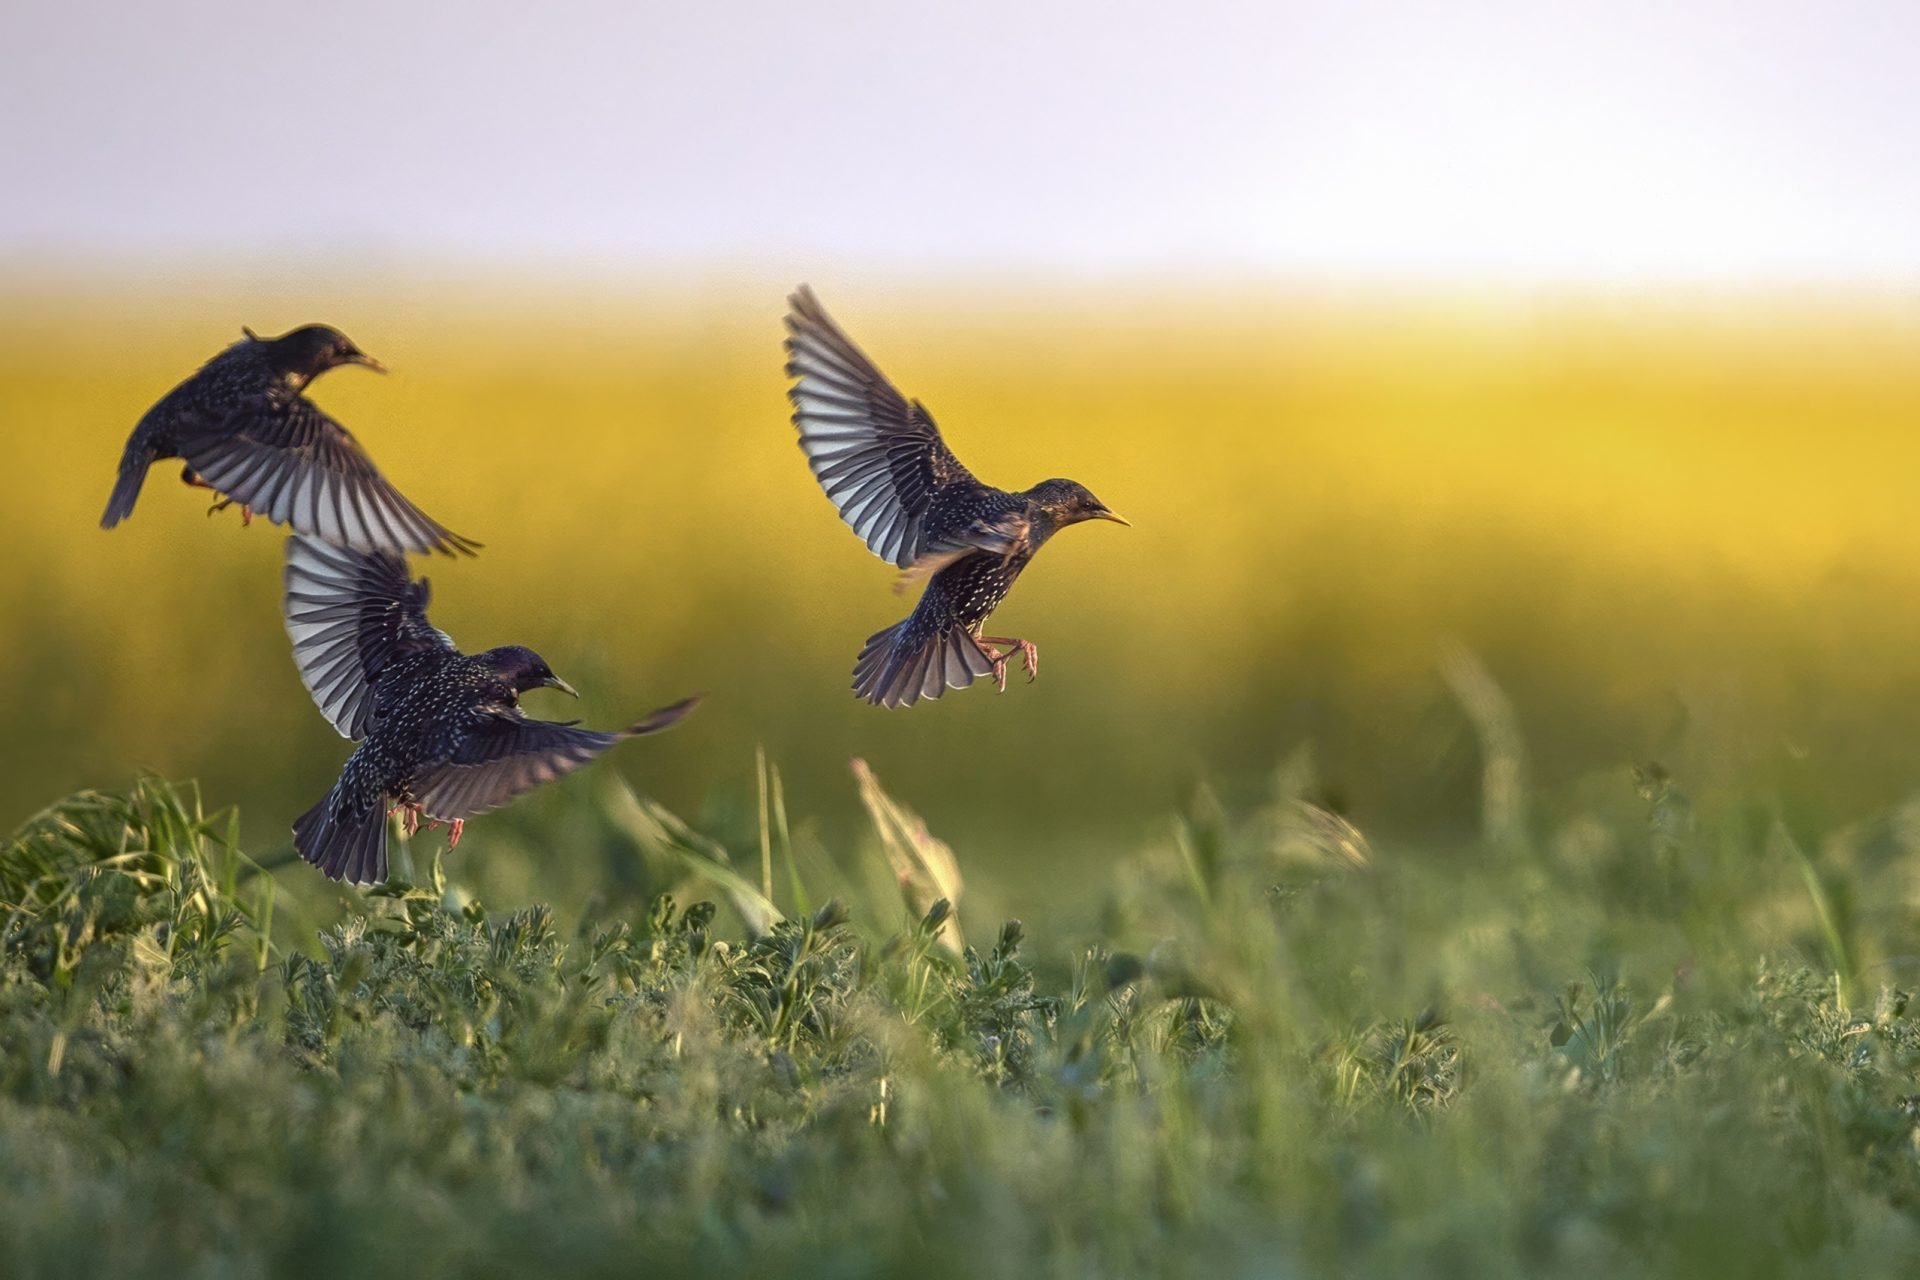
[5,273,1920,920]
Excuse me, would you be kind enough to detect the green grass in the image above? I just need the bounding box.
[7,738,1920,1277]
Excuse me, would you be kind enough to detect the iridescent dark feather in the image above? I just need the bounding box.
[102,326,478,557]
[785,288,1126,708]
[283,535,696,884]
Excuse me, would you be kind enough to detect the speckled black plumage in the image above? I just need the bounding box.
[102,325,479,557]
[785,286,1128,708]
[283,536,697,884]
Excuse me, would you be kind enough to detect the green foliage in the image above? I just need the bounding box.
[1,776,272,987]
[10,758,1920,1277]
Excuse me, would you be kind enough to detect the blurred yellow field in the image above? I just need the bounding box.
[5,276,1920,906]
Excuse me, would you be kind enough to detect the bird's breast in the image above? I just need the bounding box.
[930,551,1026,627]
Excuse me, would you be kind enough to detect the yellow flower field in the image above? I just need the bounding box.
[5,276,1919,910]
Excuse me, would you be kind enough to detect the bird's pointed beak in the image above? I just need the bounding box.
[542,674,580,699]
[1094,509,1132,527]
[349,351,388,375]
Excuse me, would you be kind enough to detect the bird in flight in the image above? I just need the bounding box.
[282,535,696,884]
[102,325,479,557]
[784,286,1128,708]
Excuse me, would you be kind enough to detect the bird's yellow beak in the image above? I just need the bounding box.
[1095,509,1132,527]
[542,674,580,699]
[350,352,388,375]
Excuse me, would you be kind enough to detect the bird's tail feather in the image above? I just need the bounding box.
[100,453,151,529]
[853,617,995,709]
[292,786,389,886]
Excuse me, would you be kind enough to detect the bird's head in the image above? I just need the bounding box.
[478,645,579,699]
[248,324,386,391]
[1027,478,1130,529]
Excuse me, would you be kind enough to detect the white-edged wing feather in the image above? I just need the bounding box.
[182,397,478,557]
[785,286,984,568]
[283,535,455,739]
[412,698,700,821]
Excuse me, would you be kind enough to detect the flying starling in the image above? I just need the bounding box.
[784,286,1128,709]
[282,535,697,884]
[101,324,479,557]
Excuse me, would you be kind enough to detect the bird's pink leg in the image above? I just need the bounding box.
[387,802,422,838]
[182,465,251,524]
[975,638,1012,692]
[416,821,464,852]
[399,807,462,847]
[205,495,254,526]
[978,636,1039,683]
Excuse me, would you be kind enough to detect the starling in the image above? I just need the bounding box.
[101,324,479,557]
[784,286,1128,709]
[282,535,697,884]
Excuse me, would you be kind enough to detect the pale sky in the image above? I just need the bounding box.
[2,0,1914,282]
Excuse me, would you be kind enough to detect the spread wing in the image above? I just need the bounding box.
[283,535,457,740]
[412,698,700,822]
[180,396,479,557]
[785,286,988,568]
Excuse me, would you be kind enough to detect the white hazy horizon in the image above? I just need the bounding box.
[2,0,1914,284]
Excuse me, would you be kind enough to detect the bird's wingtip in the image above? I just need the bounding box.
[625,695,702,738]
[786,283,829,326]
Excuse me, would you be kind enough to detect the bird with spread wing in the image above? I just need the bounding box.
[102,325,478,557]
[282,535,697,884]
[784,286,1128,708]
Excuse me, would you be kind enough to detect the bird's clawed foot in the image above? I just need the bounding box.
[388,801,423,838]
[388,803,462,848]
[978,636,1039,692]
[206,496,254,526]
[186,466,252,523]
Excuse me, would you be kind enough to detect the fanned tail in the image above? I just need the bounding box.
[291,784,390,886]
[852,616,995,709]
[100,449,153,529]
